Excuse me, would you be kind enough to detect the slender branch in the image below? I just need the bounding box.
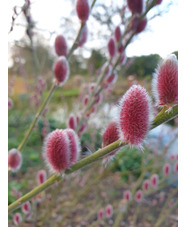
[8,105,178,213]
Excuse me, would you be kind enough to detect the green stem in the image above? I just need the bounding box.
[151,105,178,129]
[8,105,178,213]
[8,174,61,212]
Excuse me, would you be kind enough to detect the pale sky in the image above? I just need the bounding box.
[8,0,178,61]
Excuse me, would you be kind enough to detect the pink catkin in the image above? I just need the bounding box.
[130,16,147,34]
[156,0,163,5]
[43,129,70,173]
[78,24,88,47]
[151,174,159,188]
[124,190,132,202]
[95,93,102,104]
[13,213,22,225]
[68,115,77,130]
[108,37,116,58]
[106,71,118,87]
[106,204,113,218]
[64,129,80,165]
[37,170,47,184]
[54,56,69,86]
[102,121,120,156]
[163,163,171,176]
[118,43,125,53]
[118,85,152,148]
[8,149,22,172]
[89,83,96,93]
[136,18,147,34]
[98,208,104,219]
[76,0,90,22]
[143,179,150,191]
[78,122,87,137]
[22,201,31,214]
[114,25,122,42]
[54,35,68,57]
[102,63,112,78]
[127,0,143,14]
[8,98,13,109]
[152,54,178,107]
[135,190,143,202]
[83,95,89,106]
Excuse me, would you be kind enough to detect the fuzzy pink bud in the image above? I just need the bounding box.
[90,106,96,114]
[156,0,162,5]
[102,121,120,156]
[89,83,96,93]
[102,63,112,78]
[118,85,152,148]
[8,98,13,109]
[8,149,22,172]
[83,95,89,106]
[95,93,102,104]
[64,129,80,165]
[76,0,90,22]
[106,204,113,218]
[78,24,88,47]
[54,35,68,57]
[151,174,159,188]
[67,114,77,130]
[130,17,147,34]
[108,37,116,58]
[54,56,69,86]
[98,208,104,219]
[13,213,22,225]
[78,122,87,137]
[22,201,31,214]
[135,190,143,202]
[118,44,125,53]
[143,179,150,191]
[43,129,70,173]
[124,190,132,202]
[127,0,143,14]
[163,163,171,176]
[114,25,122,42]
[37,170,47,184]
[152,54,178,107]
[136,18,147,34]
[106,71,118,87]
